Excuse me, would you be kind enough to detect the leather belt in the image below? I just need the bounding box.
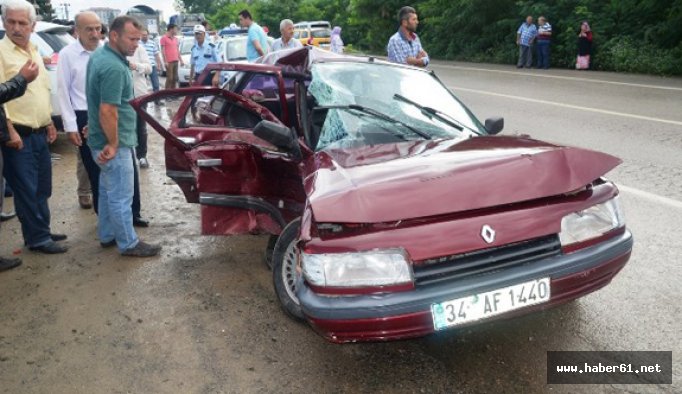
[13,124,48,137]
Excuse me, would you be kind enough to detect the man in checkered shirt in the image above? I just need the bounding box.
[387,6,429,67]
[516,15,537,68]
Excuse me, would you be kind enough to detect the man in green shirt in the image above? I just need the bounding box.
[86,16,161,257]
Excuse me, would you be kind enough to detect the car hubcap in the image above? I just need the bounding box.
[281,240,300,305]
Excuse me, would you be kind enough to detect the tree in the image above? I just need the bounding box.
[34,0,56,22]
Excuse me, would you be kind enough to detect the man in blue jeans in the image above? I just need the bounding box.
[1,0,67,254]
[86,15,161,257]
[535,16,552,69]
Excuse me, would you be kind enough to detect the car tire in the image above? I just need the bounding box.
[272,218,305,321]
[264,234,278,270]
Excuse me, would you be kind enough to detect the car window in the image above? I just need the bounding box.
[183,94,262,129]
[241,74,279,98]
[0,31,5,40]
[311,29,331,39]
[309,63,485,151]
[301,31,309,39]
[225,38,247,61]
[37,31,72,53]
[293,31,300,39]
[180,38,193,55]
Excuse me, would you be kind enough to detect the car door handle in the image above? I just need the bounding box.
[178,137,197,144]
[197,159,223,167]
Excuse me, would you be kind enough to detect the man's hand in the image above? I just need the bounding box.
[82,125,89,139]
[6,127,23,150]
[130,62,138,71]
[67,132,82,146]
[97,143,117,164]
[19,59,39,82]
[211,73,220,87]
[418,50,428,59]
[46,124,57,144]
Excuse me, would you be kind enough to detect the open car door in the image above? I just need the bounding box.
[131,86,305,236]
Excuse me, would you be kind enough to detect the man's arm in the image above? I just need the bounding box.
[253,39,265,57]
[0,74,28,104]
[97,103,119,163]
[136,46,152,75]
[56,49,82,146]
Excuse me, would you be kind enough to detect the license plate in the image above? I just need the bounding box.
[431,277,551,330]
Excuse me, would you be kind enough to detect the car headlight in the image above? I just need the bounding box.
[559,196,625,247]
[302,248,413,288]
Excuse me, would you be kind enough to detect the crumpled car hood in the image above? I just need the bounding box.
[305,136,622,223]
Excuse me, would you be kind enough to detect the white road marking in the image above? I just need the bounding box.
[450,86,682,127]
[434,63,682,92]
[618,185,682,210]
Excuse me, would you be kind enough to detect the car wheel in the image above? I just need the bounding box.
[272,218,304,321]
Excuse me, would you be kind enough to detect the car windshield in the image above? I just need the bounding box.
[180,38,193,55]
[309,62,485,151]
[311,29,331,39]
[225,38,247,61]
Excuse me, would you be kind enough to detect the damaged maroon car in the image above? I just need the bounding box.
[132,47,633,343]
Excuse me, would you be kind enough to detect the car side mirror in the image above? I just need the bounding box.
[254,120,302,159]
[485,117,504,135]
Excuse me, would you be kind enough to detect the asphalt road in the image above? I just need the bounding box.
[0,63,680,393]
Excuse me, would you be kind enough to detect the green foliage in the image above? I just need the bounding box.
[205,0,682,75]
[35,0,55,22]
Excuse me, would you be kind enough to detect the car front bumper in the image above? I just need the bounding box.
[298,230,633,343]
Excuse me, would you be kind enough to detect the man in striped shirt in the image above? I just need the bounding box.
[140,28,161,94]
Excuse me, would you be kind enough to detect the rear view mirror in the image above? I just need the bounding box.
[485,117,504,135]
[254,120,302,159]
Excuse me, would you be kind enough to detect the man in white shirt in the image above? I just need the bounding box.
[57,12,100,211]
[271,19,302,52]
[58,12,148,227]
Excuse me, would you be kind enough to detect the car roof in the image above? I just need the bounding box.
[259,46,431,75]
[0,20,71,33]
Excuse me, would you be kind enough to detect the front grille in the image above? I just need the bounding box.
[413,235,561,287]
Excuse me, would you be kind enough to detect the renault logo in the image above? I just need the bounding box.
[481,225,496,244]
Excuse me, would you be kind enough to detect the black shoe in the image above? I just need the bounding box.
[0,257,22,271]
[50,233,67,242]
[122,241,161,257]
[133,217,149,227]
[0,212,16,222]
[100,239,116,248]
[29,242,68,254]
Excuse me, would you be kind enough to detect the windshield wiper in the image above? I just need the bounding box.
[393,93,480,135]
[319,104,431,140]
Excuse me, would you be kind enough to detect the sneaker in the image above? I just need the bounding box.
[139,157,149,169]
[122,241,161,257]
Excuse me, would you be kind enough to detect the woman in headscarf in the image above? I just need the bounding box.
[330,26,344,54]
[576,21,593,70]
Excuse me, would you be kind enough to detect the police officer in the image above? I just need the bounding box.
[189,24,218,85]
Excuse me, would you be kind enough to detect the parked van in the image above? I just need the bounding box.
[293,21,331,49]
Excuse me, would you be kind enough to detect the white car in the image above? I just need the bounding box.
[178,36,194,86]
[0,21,75,131]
